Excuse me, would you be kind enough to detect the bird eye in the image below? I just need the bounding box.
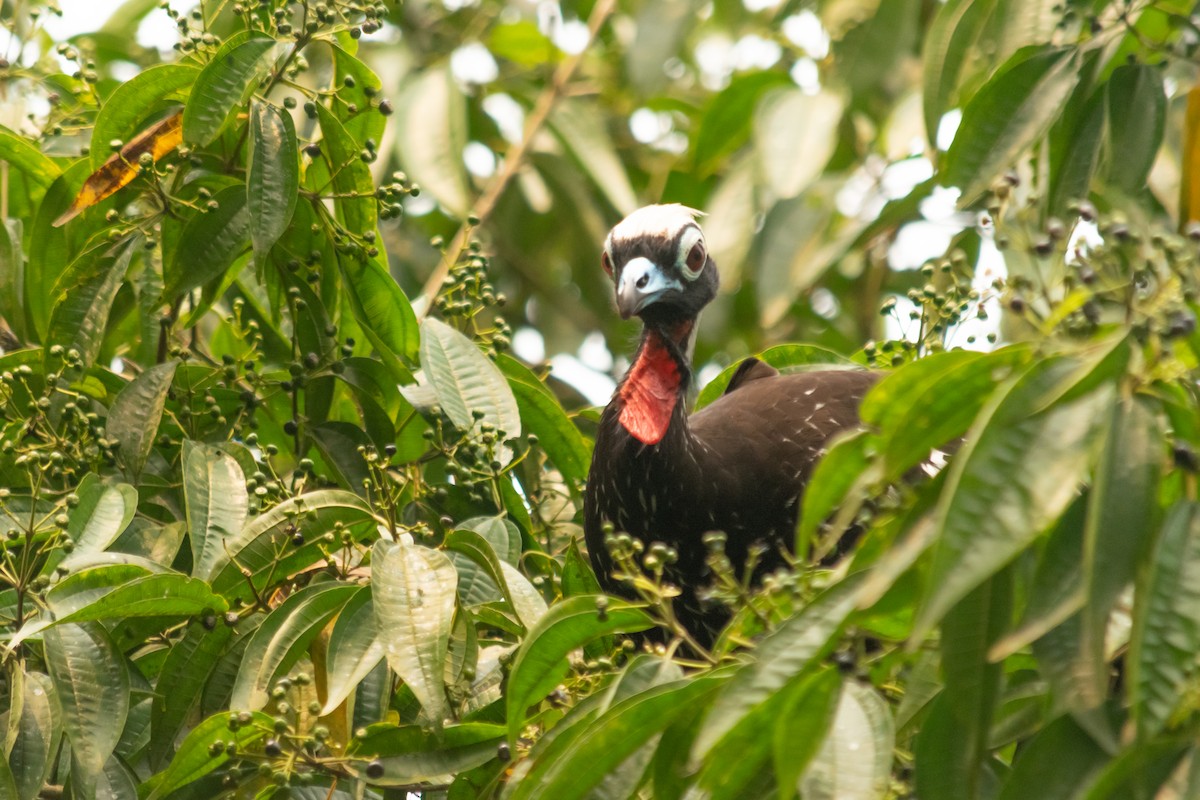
[601,251,613,277]
[686,242,705,275]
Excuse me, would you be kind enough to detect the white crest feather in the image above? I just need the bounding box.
[608,204,704,244]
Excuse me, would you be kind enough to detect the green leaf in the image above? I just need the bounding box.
[500,560,549,630]
[891,649,938,737]
[329,43,386,148]
[1047,84,1105,218]
[447,528,514,607]
[320,586,384,715]
[247,100,298,257]
[447,529,547,630]
[501,703,602,798]
[866,346,1030,481]
[914,695,974,800]
[846,468,950,617]
[800,681,895,800]
[285,788,367,800]
[208,489,372,599]
[696,661,839,800]
[1037,334,1132,410]
[205,489,372,591]
[26,162,111,339]
[994,714,1108,800]
[394,66,471,216]
[347,722,506,784]
[0,220,25,342]
[460,515,522,566]
[65,475,138,562]
[498,477,535,545]
[421,317,521,450]
[990,494,1087,659]
[49,573,227,627]
[587,656,686,800]
[0,123,60,193]
[46,563,159,606]
[336,250,420,376]
[150,621,234,768]
[90,64,197,169]
[45,240,135,371]
[8,564,181,651]
[497,354,592,487]
[350,660,391,734]
[833,0,922,99]
[6,668,61,800]
[229,582,357,711]
[928,572,1012,800]
[1079,396,1161,709]
[183,440,249,581]
[107,360,177,480]
[144,710,273,799]
[772,668,842,800]
[95,757,138,800]
[309,421,372,493]
[163,184,250,299]
[43,622,129,798]
[1103,64,1165,195]
[548,100,638,215]
[488,21,557,65]
[0,754,16,800]
[561,539,602,598]
[753,88,843,200]
[1129,502,1200,740]
[693,72,791,174]
[1075,736,1190,800]
[922,0,999,146]
[942,46,1080,206]
[797,430,872,555]
[913,357,1111,638]
[507,656,681,800]
[693,576,863,758]
[372,538,459,726]
[182,34,280,146]
[861,348,976,426]
[505,595,654,744]
[335,355,413,448]
[985,0,1062,64]
[312,101,376,236]
[505,675,727,800]
[195,614,262,720]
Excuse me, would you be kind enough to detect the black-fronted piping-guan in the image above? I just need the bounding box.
[583,204,878,642]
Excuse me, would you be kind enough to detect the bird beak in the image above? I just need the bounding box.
[616,257,683,319]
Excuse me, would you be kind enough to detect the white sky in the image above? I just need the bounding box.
[44,0,187,50]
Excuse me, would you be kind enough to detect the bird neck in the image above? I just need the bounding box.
[616,319,695,446]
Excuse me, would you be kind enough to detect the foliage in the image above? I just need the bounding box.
[0,0,1198,798]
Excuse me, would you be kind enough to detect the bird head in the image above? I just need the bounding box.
[602,204,719,326]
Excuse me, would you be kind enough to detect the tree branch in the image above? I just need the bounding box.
[415,0,617,317]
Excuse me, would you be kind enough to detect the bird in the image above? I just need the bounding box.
[583,204,878,643]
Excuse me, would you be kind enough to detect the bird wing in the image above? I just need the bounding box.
[721,357,780,396]
[691,369,879,505]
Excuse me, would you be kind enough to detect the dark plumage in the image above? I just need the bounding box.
[583,205,877,641]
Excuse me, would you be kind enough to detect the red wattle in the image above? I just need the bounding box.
[618,333,680,445]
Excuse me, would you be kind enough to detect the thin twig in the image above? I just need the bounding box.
[415,0,617,317]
